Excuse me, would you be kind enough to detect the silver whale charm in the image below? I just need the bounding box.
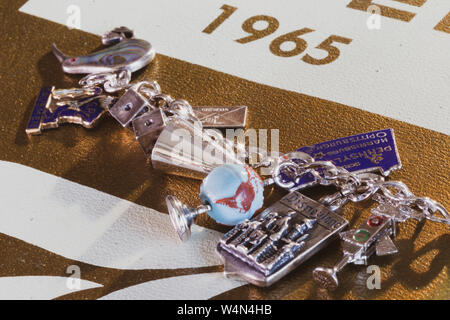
[52,27,155,74]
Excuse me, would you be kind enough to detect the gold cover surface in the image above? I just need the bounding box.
[0,0,448,299]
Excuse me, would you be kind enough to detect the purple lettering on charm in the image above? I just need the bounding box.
[26,87,115,135]
[26,86,53,135]
[40,97,108,130]
[292,129,401,189]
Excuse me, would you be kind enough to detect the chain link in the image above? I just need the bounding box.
[270,152,449,224]
[132,80,198,122]
[80,71,198,123]
[79,69,132,93]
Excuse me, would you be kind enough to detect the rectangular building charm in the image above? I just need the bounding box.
[217,191,348,287]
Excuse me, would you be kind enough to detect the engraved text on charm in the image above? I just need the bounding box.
[192,106,247,128]
[293,129,402,190]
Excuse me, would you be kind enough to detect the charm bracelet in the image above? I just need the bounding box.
[26,27,449,290]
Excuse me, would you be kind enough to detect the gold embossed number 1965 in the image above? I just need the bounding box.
[203,4,353,65]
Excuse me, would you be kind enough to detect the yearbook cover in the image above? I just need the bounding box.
[0,0,448,300]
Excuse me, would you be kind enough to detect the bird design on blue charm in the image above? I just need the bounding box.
[200,164,264,226]
[166,164,265,242]
[52,26,155,74]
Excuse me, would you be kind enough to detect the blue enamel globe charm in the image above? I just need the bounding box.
[200,164,264,225]
[166,164,265,241]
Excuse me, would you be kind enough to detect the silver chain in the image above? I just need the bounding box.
[130,80,197,121]
[269,152,449,224]
[80,71,198,122]
[79,69,132,93]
